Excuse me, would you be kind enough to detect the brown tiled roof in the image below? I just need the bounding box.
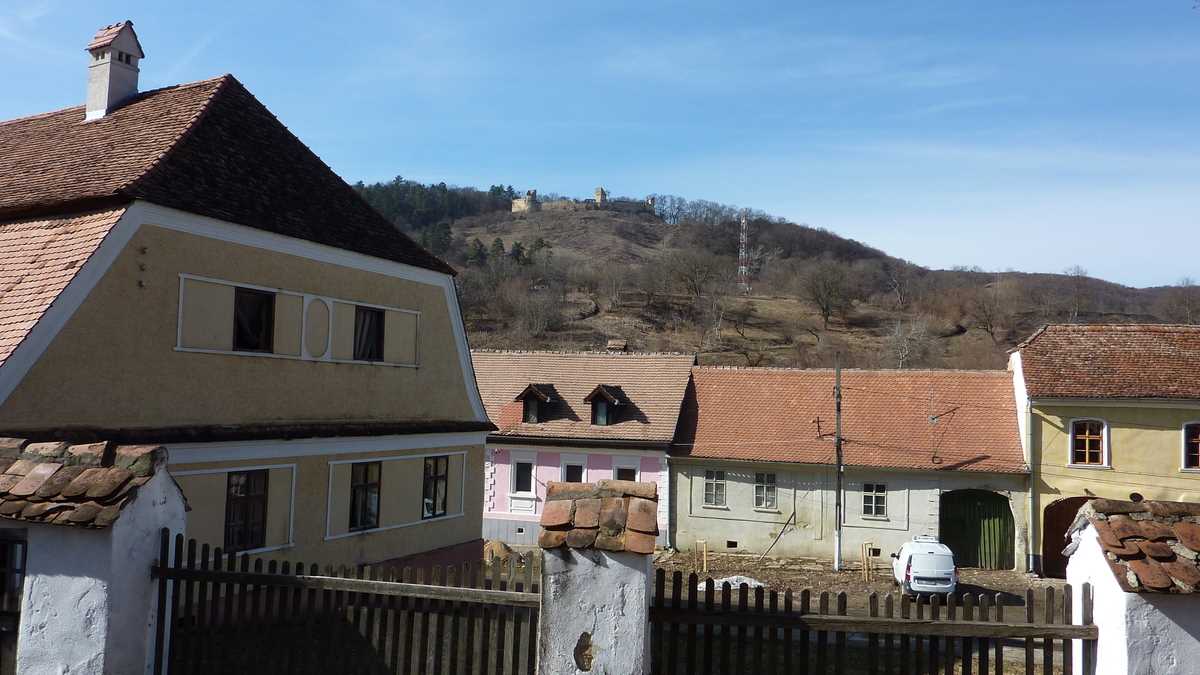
[1017,324,1200,400]
[537,480,658,554]
[0,208,127,369]
[0,75,453,275]
[1069,499,1200,593]
[674,367,1026,473]
[0,437,169,528]
[471,351,696,444]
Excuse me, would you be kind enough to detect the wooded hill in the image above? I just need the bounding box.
[356,177,1197,369]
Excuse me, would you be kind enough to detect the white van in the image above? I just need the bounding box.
[890,535,957,596]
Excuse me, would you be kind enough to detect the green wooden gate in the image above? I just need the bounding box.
[939,490,1015,570]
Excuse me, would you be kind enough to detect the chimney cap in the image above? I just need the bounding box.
[87,20,144,58]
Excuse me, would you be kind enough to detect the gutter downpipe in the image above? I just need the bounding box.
[1026,397,1037,575]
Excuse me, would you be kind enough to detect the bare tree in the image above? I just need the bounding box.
[887,317,933,369]
[662,250,728,306]
[799,259,854,329]
[967,275,1016,344]
[1158,277,1200,324]
[1064,265,1090,323]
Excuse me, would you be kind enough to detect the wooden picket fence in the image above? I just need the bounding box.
[152,530,540,675]
[650,570,1097,675]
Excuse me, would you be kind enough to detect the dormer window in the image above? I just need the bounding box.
[585,384,625,427]
[592,400,610,426]
[514,384,554,424]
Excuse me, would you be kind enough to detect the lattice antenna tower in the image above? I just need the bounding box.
[737,211,751,294]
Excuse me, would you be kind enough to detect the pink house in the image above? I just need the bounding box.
[471,350,696,546]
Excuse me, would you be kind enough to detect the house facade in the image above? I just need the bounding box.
[0,22,491,568]
[1010,324,1200,577]
[671,367,1030,570]
[472,350,695,546]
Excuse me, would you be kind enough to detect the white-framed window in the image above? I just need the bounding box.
[1184,423,1200,471]
[560,455,587,483]
[613,457,639,482]
[862,483,887,518]
[754,473,777,509]
[1068,419,1108,467]
[512,459,535,494]
[508,451,538,515]
[703,470,726,507]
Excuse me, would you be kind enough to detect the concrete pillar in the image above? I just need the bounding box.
[536,479,659,675]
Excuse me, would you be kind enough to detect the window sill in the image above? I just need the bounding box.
[861,516,890,522]
[1065,464,1112,471]
[1181,468,1200,474]
[700,504,729,511]
[753,508,781,514]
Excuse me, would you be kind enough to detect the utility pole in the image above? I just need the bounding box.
[833,356,844,572]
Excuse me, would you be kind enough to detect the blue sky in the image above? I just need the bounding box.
[2,1,1197,288]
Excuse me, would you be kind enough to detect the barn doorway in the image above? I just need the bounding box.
[939,490,1015,570]
[1041,496,1094,578]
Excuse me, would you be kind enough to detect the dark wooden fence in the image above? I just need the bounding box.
[650,570,1097,675]
[152,531,540,675]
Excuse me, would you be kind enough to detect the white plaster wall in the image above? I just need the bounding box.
[8,523,113,674]
[1,471,186,675]
[1123,592,1200,675]
[1067,526,1128,675]
[109,470,187,675]
[539,548,652,675]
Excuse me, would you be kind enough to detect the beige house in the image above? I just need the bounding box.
[0,22,491,568]
[1009,324,1200,577]
[671,367,1030,570]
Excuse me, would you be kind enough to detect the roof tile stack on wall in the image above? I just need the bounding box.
[538,479,659,554]
[1068,498,1200,592]
[0,437,167,527]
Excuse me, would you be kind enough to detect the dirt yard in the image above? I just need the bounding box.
[654,550,1069,618]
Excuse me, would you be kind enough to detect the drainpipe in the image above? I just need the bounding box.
[1025,398,1037,574]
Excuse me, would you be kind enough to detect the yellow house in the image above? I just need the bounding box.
[1009,324,1200,577]
[0,22,491,568]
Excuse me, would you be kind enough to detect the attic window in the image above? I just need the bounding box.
[592,400,610,426]
[585,385,623,427]
[515,384,553,424]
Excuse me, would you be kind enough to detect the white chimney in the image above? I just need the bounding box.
[85,21,145,121]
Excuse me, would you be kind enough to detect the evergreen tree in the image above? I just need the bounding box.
[509,241,528,264]
[490,237,506,259]
[466,238,489,266]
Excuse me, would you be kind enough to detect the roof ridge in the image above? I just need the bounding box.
[471,349,694,357]
[692,365,1007,375]
[117,74,234,196]
[0,75,229,129]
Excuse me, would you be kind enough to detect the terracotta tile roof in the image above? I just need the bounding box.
[1016,324,1200,400]
[0,437,169,528]
[0,75,453,275]
[0,208,127,369]
[87,21,143,56]
[471,351,696,444]
[673,367,1026,473]
[537,480,658,554]
[1068,499,1200,593]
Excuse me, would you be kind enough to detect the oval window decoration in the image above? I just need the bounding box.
[305,298,331,358]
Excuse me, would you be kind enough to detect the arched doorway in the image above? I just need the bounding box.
[1041,496,1094,578]
[939,490,1015,570]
